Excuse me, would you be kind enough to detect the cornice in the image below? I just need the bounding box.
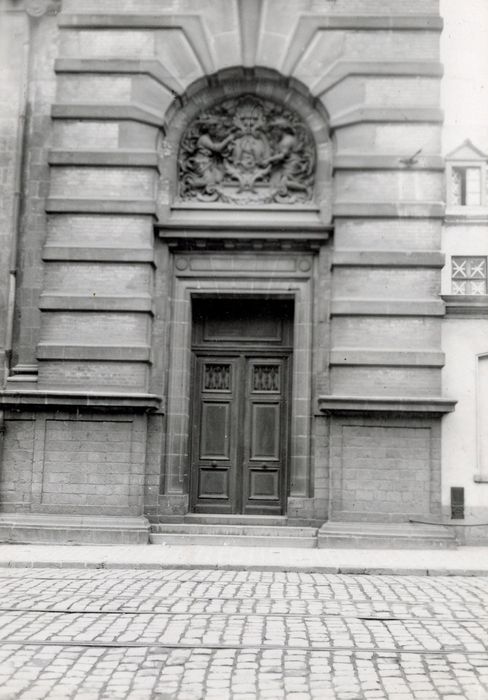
[0,390,162,412]
[318,395,456,415]
[442,295,488,317]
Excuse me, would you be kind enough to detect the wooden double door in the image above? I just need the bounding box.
[190,299,293,515]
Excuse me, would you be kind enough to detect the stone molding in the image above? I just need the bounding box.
[55,58,184,95]
[54,57,443,131]
[332,251,445,268]
[315,60,443,96]
[57,13,215,73]
[48,149,160,169]
[39,294,152,312]
[331,300,445,317]
[329,350,445,368]
[330,107,443,130]
[157,206,330,244]
[58,13,443,32]
[333,202,445,219]
[51,103,164,127]
[443,295,488,317]
[42,246,154,263]
[282,16,442,75]
[159,236,326,253]
[444,212,488,225]
[334,154,444,171]
[36,344,151,362]
[45,198,156,215]
[0,390,161,412]
[318,395,456,415]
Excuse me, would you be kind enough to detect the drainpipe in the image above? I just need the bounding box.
[4,14,30,381]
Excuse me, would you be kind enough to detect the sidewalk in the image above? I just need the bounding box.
[0,542,487,576]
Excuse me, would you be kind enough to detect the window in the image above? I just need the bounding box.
[445,140,487,209]
[452,167,482,206]
[451,256,487,295]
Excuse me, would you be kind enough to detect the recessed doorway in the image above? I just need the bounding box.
[190,298,293,515]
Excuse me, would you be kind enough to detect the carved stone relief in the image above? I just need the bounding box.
[177,95,316,205]
[25,0,61,17]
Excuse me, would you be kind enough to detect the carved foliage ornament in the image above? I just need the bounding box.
[178,95,316,205]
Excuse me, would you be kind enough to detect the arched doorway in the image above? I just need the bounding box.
[154,69,332,521]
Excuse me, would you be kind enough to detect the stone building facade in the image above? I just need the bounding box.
[0,0,484,543]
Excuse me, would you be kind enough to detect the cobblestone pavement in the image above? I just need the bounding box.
[0,569,487,699]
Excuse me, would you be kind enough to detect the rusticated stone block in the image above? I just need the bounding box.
[0,419,35,510]
[331,366,441,397]
[38,361,148,391]
[39,417,144,513]
[40,312,150,346]
[49,167,156,200]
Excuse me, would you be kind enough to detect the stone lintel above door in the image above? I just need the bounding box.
[156,206,331,251]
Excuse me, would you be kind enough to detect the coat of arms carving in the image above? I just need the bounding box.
[177,95,316,205]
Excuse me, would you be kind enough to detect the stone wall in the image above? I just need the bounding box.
[0,0,452,525]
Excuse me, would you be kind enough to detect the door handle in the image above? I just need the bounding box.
[260,463,269,470]
[211,460,218,468]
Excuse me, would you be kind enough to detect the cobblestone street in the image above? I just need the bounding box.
[0,568,487,699]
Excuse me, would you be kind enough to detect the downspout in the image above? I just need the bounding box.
[4,14,30,379]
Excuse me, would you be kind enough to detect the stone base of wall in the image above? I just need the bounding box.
[0,405,446,532]
[444,505,488,545]
[329,415,442,522]
[287,497,325,526]
[0,408,147,517]
[147,495,189,521]
[454,525,488,546]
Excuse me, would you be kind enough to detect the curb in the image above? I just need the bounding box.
[0,560,487,576]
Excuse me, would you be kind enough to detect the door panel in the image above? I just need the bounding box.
[243,358,287,514]
[249,468,280,501]
[200,403,231,459]
[203,362,232,391]
[190,299,292,515]
[198,467,229,500]
[252,363,281,393]
[250,404,280,460]
[204,316,282,342]
[191,356,238,513]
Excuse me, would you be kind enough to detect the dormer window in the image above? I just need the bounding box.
[452,167,482,206]
[445,140,487,210]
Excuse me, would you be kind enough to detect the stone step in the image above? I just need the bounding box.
[0,514,150,545]
[149,532,318,548]
[150,523,317,538]
[317,522,458,549]
[183,514,288,527]
[150,523,318,548]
